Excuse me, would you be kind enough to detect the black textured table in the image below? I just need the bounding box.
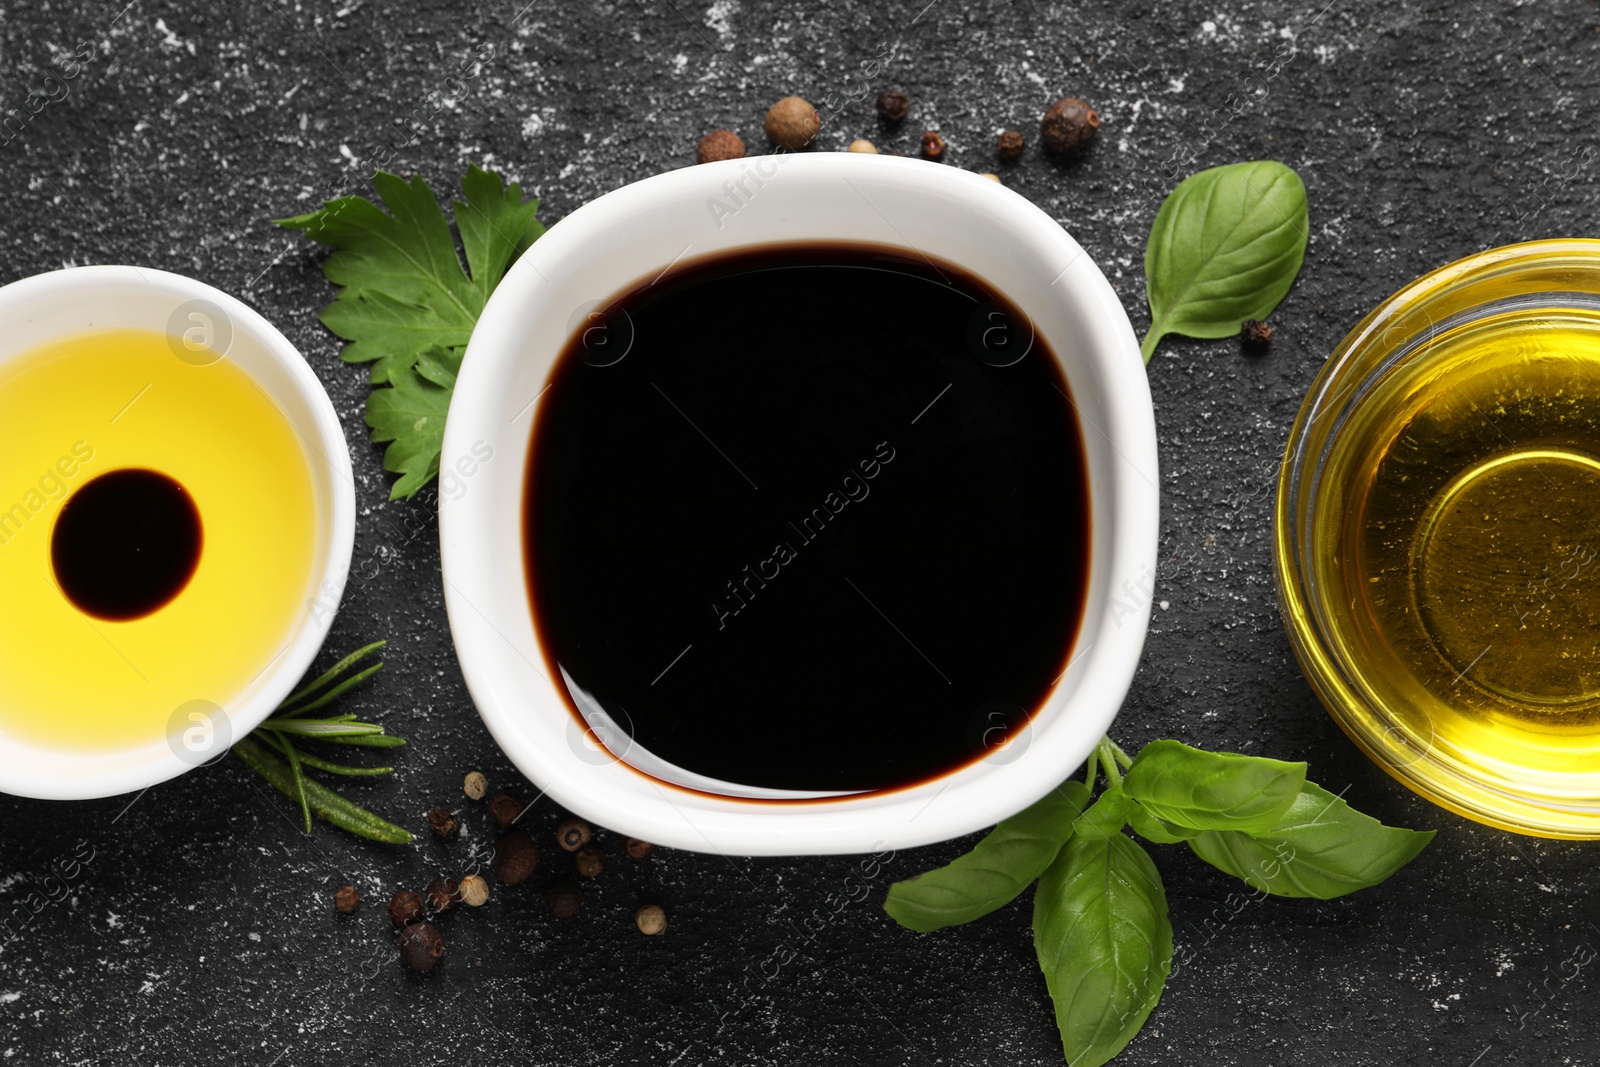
[2,1,1596,1063]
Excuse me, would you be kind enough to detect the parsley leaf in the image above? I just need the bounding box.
[363,347,458,499]
[277,165,545,499]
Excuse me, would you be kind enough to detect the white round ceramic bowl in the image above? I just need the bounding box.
[0,266,355,801]
[441,154,1157,855]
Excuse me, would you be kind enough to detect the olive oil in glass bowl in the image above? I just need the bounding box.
[1277,240,1600,838]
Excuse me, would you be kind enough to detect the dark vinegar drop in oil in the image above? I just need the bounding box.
[52,468,203,621]
[525,243,1092,793]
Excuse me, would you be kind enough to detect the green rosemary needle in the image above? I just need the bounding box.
[232,640,413,843]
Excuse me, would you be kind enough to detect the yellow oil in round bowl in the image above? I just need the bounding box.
[1277,240,1600,838]
[0,328,318,753]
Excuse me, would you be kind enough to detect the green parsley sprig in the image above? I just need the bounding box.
[232,640,412,844]
[884,737,1433,1067]
[277,166,546,499]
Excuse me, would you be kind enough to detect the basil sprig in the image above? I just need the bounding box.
[884,738,1433,1067]
[885,780,1090,932]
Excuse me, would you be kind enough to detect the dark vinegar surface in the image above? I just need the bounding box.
[525,243,1091,792]
[52,468,202,621]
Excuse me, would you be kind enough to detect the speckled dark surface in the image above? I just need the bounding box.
[1,1,1598,1063]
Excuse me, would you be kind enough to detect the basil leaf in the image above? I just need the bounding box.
[1033,829,1172,1067]
[1141,160,1308,362]
[1126,800,1198,844]
[1122,739,1306,834]
[1075,782,1129,842]
[1187,781,1434,899]
[884,780,1090,932]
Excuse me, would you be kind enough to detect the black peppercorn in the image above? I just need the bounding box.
[546,881,583,919]
[1040,97,1100,155]
[334,885,360,914]
[425,877,460,913]
[488,791,523,830]
[493,830,540,885]
[427,806,460,841]
[399,922,444,972]
[920,131,946,160]
[621,837,654,860]
[388,889,424,927]
[996,129,1025,161]
[875,89,909,122]
[575,843,605,879]
[556,819,592,852]
[1241,319,1274,350]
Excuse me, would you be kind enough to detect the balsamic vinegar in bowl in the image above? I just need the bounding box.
[524,242,1091,794]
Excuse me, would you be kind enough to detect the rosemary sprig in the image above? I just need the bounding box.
[233,640,413,843]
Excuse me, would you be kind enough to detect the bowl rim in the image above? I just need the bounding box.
[1274,237,1600,839]
[440,154,1159,855]
[0,265,355,801]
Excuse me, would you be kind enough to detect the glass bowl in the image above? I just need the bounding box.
[1276,239,1600,839]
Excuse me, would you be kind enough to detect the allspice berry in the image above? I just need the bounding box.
[996,129,1025,161]
[399,922,444,973]
[875,89,909,122]
[621,837,654,860]
[333,885,360,914]
[697,128,746,164]
[427,806,459,841]
[575,844,605,879]
[848,139,878,154]
[546,881,582,919]
[635,903,667,935]
[920,131,946,160]
[493,830,539,885]
[424,877,460,913]
[1241,319,1274,350]
[459,874,490,907]
[388,889,424,928]
[1040,97,1100,155]
[488,791,522,830]
[556,819,592,852]
[463,771,487,801]
[765,95,820,150]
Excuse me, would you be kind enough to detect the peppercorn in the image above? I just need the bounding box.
[575,843,605,879]
[427,805,460,841]
[1241,319,1274,350]
[636,903,667,935]
[556,819,592,852]
[493,830,539,885]
[621,837,654,860]
[1040,97,1100,156]
[333,885,360,914]
[425,877,460,913]
[463,771,487,801]
[546,881,582,919]
[996,129,1025,161]
[399,922,444,972]
[488,791,523,830]
[697,128,746,164]
[920,131,946,160]
[388,889,424,927]
[459,873,490,907]
[765,95,820,150]
[848,139,878,154]
[875,89,909,122]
